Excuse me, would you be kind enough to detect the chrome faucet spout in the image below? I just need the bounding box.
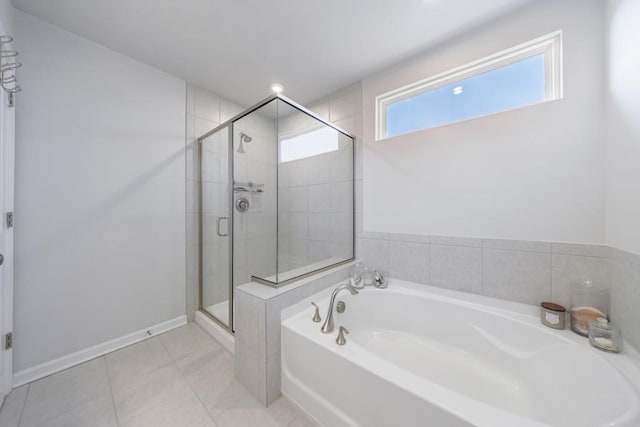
[321,283,359,334]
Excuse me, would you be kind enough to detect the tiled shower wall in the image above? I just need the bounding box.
[232,109,278,285]
[304,83,363,231]
[277,110,355,273]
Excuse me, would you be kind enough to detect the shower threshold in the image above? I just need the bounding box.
[196,302,235,354]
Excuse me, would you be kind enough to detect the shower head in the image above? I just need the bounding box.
[237,132,252,154]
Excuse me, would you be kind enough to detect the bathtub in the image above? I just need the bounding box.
[281,279,640,427]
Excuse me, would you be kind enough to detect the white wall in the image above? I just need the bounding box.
[362,0,606,244]
[0,0,13,34]
[605,0,640,255]
[14,11,186,372]
[0,0,14,399]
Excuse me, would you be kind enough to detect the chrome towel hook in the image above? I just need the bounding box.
[0,34,21,104]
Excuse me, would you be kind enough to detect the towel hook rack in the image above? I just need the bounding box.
[0,33,21,106]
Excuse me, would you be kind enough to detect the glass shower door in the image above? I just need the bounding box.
[200,124,232,330]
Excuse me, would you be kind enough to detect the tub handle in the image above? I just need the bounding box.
[336,326,349,345]
[373,270,387,289]
[311,302,322,323]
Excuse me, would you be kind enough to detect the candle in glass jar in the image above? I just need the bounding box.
[570,280,609,337]
[571,306,606,336]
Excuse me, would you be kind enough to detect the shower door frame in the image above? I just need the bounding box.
[197,123,235,333]
[197,94,356,332]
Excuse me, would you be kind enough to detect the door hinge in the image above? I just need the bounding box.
[5,212,13,228]
[4,332,12,350]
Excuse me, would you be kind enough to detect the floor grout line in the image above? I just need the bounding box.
[105,337,175,389]
[155,333,176,362]
[173,355,216,426]
[103,356,121,427]
[166,328,228,426]
[15,383,30,427]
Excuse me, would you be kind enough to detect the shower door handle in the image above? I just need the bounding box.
[216,217,229,237]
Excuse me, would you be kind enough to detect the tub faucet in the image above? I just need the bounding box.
[373,270,387,289]
[321,283,359,334]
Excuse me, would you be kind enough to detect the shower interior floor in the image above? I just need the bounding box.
[205,300,232,326]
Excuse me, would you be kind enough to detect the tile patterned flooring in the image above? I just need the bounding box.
[0,323,314,427]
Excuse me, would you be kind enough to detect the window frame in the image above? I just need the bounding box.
[375,30,563,141]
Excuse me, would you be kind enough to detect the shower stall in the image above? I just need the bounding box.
[198,95,355,332]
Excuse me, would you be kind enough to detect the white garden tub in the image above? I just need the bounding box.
[281,279,640,427]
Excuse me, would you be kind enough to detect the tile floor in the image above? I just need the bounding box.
[0,323,314,427]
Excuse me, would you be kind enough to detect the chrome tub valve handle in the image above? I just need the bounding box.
[374,270,387,289]
[311,302,322,323]
[336,326,349,345]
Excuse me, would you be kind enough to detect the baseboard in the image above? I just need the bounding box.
[13,315,187,387]
[195,310,234,354]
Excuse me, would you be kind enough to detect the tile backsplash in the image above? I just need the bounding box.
[610,248,640,352]
[357,233,639,352]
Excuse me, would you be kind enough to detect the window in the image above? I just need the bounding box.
[279,126,339,162]
[376,31,563,140]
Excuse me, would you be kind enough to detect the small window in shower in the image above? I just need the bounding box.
[376,31,563,140]
[279,127,340,163]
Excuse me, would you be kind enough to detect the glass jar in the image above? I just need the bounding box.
[570,280,610,337]
[350,260,365,289]
[363,266,375,286]
[589,318,622,353]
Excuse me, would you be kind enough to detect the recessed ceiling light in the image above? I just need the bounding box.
[453,86,463,95]
[271,83,284,93]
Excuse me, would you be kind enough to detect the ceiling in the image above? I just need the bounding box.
[13,0,531,107]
